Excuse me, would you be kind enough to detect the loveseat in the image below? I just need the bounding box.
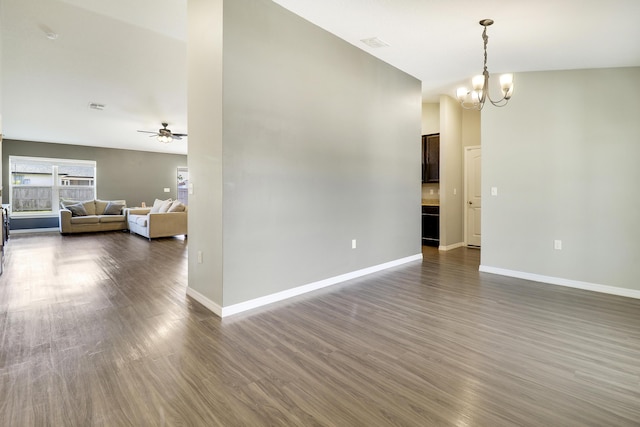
[59,199,127,234]
[127,199,188,240]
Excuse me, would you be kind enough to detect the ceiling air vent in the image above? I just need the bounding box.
[88,103,105,110]
[360,37,390,48]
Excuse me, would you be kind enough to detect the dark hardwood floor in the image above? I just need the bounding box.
[1,232,639,426]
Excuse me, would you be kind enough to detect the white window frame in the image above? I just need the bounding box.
[9,156,97,218]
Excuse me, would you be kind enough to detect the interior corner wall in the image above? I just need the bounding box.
[481,67,640,291]
[186,0,224,308]
[221,0,422,306]
[422,102,440,135]
[438,95,464,248]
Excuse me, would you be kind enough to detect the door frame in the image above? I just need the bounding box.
[464,145,481,247]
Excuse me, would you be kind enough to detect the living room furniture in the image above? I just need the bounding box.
[59,199,127,234]
[126,201,188,240]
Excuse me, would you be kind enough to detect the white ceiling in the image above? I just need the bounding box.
[2,0,639,155]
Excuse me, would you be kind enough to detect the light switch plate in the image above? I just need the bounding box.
[491,187,498,196]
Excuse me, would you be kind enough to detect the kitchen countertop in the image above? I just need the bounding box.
[421,199,440,207]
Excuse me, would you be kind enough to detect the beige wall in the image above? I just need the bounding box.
[438,95,464,248]
[462,109,481,147]
[421,102,440,135]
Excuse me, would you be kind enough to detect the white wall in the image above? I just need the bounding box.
[482,67,640,292]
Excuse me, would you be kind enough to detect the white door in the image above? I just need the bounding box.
[465,146,482,247]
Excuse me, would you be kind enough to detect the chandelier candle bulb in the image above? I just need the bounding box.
[456,87,468,102]
[472,75,485,91]
[500,73,514,97]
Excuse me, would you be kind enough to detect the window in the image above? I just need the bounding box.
[9,156,97,216]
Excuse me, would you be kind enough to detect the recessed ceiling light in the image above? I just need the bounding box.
[88,103,105,110]
[45,32,58,40]
[360,37,390,48]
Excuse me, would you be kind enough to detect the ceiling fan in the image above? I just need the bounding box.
[137,122,187,143]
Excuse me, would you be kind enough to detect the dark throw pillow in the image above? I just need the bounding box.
[67,203,88,217]
[103,202,125,215]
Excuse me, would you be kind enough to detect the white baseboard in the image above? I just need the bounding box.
[479,265,640,300]
[438,242,465,251]
[10,228,59,234]
[186,287,223,317]
[188,253,423,318]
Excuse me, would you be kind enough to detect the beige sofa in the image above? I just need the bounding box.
[59,199,127,234]
[127,199,188,240]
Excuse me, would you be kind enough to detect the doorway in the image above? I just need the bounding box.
[464,146,481,247]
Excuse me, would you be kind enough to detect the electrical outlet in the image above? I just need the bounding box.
[554,240,562,250]
[163,187,170,193]
[352,239,357,249]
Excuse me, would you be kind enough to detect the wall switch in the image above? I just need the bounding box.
[554,240,562,250]
[352,239,357,249]
[188,183,194,195]
[491,187,498,196]
[163,187,170,193]
[453,188,457,195]
[197,251,203,263]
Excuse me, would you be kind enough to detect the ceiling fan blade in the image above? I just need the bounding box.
[172,133,187,137]
[172,135,183,140]
[137,130,157,134]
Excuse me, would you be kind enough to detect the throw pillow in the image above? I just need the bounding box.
[103,202,125,215]
[167,200,186,213]
[60,199,80,209]
[150,198,171,214]
[94,199,109,215]
[82,200,97,216]
[66,203,88,217]
[158,199,173,213]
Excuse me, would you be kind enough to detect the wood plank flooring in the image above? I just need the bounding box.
[1,232,639,426]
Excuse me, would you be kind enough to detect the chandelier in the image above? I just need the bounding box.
[456,19,513,110]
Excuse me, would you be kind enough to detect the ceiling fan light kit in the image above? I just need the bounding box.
[456,19,514,110]
[137,122,187,144]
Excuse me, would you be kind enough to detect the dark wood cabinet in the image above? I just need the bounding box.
[422,205,439,247]
[422,133,440,183]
